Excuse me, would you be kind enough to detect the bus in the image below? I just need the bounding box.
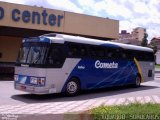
[14,33,155,96]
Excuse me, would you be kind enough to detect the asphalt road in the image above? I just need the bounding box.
[0,73,160,106]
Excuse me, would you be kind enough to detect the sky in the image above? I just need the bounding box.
[0,0,160,40]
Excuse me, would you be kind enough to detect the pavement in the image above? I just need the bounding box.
[155,68,160,73]
[0,94,160,120]
[0,95,160,120]
[0,68,160,120]
[0,95,160,114]
[0,93,160,114]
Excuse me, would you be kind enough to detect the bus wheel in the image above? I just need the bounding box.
[66,78,80,96]
[134,75,141,87]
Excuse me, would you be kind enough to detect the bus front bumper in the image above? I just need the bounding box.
[15,83,57,95]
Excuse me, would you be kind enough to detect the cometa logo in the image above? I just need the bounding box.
[95,60,118,69]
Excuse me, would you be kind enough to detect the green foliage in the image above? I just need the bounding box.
[91,103,160,120]
[141,33,148,47]
[156,64,160,68]
[149,39,158,54]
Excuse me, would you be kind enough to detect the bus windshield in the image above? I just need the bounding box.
[17,42,49,65]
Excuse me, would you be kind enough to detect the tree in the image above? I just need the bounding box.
[149,38,158,54]
[141,33,148,47]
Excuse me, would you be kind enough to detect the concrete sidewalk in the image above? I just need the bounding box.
[155,68,160,73]
[0,95,160,120]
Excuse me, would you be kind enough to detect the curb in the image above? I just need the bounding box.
[0,95,160,119]
[155,71,160,73]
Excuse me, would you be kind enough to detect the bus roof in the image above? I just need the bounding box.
[41,33,153,52]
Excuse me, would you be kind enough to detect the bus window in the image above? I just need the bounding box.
[97,47,105,57]
[124,50,134,60]
[47,45,65,68]
[19,47,29,63]
[147,52,155,61]
[67,43,89,58]
[112,49,123,59]
[105,48,123,59]
[106,48,113,59]
[80,45,87,57]
[68,43,80,57]
[89,46,105,58]
[121,52,127,59]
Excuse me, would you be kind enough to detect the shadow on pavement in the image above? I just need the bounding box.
[11,85,159,104]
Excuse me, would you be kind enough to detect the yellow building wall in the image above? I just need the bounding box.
[0,2,64,32]
[0,1,119,39]
[0,36,22,62]
[64,12,119,39]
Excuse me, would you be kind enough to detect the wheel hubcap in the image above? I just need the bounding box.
[67,81,78,94]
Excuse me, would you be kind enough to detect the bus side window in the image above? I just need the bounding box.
[137,51,142,61]
[48,45,65,67]
[112,49,123,59]
[68,44,80,57]
[124,50,133,60]
[106,48,113,59]
[120,49,127,59]
[80,45,87,57]
[97,47,105,57]
[144,52,154,61]
[89,46,105,58]
[90,46,96,57]
[135,51,145,61]
[67,42,89,58]
[122,53,126,59]
[148,52,155,61]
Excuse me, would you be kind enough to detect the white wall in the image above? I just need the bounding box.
[156,50,160,64]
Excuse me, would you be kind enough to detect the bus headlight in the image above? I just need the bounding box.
[30,77,38,84]
[14,75,18,81]
[30,77,45,86]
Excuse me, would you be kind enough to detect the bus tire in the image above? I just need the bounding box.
[65,78,80,96]
[134,75,141,87]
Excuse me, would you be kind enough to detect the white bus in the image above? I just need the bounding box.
[14,33,155,96]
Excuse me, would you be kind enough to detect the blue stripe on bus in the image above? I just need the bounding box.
[61,59,138,92]
[101,43,121,48]
[24,37,51,43]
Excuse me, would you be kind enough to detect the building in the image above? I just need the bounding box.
[131,27,146,41]
[119,30,132,42]
[156,51,160,64]
[112,27,146,45]
[0,2,119,79]
[150,37,160,64]
[150,37,160,50]
[118,30,139,45]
